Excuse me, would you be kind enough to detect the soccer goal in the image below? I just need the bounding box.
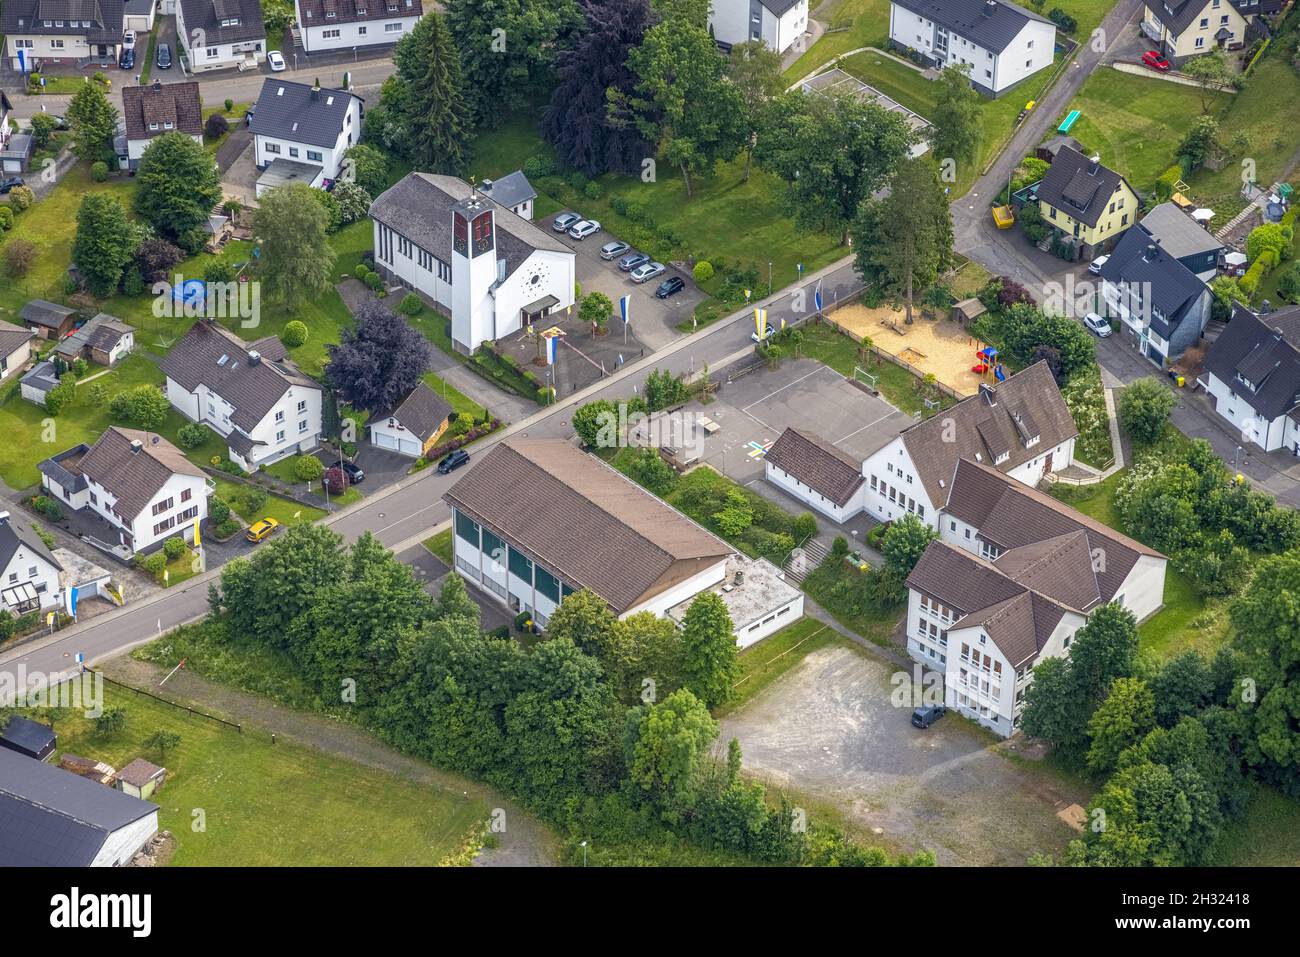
[853,366,878,390]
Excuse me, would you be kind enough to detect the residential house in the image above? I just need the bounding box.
[1136,201,1224,281]
[0,509,64,614]
[888,0,1056,96]
[114,757,166,800]
[38,427,211,556]
[1036,146,1138,260]
[20,361,61,405]
[123,0,158,32]
[1140,0,1278,66]
[370,173,577,354]
[294,0,422,53]
[177,0,266,72]
[860,360,1078,527]
[52,312,135,366]
[0,747,159,866]
[709,0,809,55]
[19,299,76,340]
[0,715,57,760]
[158,320,323,470]
[249,78,363,194]
[120,80,204,171]
[443,438,803,643]
[0,319,35,382]
[479,170,537,222]
[1201,302,1300,453]
[765,427,867,523]
[369,381,453,458]
[0,90,33,175]
[1099,226,1213,369]
[906,457,1167,736]
[1,0,125,70]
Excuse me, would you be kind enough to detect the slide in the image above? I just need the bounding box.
[994,364,1006,382]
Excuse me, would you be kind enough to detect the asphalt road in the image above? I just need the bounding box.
[0,256,862,689]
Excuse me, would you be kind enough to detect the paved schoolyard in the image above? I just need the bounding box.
[718,641,1087,866]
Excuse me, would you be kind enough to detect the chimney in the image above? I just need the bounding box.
[1088,155,1101,174]
[130,439,143,454]
[984,0,996,13]
[481,178,494,193]
[248,350,261,365]
[979,382,997,405]
[311,79,321,100]
[152,79,161,92]
[1144,243,1158,261]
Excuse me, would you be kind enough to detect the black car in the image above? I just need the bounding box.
[338,459,365,484]
[911,705,945,729]
[654,276,685,299]
[118,47,135,70]
[0,177,25,195]
[437,449,471,474]
[156,42,172,69]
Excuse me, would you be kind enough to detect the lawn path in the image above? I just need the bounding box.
[102,654,558,867]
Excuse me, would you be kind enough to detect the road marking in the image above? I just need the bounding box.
[836,409,907,446]
[741,364,835,413]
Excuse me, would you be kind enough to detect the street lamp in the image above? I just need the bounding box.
[768,261,773,297]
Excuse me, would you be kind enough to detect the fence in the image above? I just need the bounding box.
[98,671,243,734]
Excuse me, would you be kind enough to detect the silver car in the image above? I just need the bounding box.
[600,240,630,260]
[1083,312,1112,337]
[568,219,601,240]
[552,212,582,233]
[630,261,665,283]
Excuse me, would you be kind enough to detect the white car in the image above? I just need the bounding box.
[123,30,136,49]
[568,219,601,240]
[1087,254,1110,275]
[751,327,776,344]
[629,261,665,283]
[268,50,287,72]
[1083,312,1112,337]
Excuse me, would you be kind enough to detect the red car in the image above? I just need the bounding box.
[1142,50,1171,72]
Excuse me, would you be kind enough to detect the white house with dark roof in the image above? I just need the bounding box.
[0,90,33,175]
[370,173,577,354]
[888,0,1056,96]
[1201,303,1300,452]
[121,81,204,171]
[1136,201,1224,281]
[764,427,867,523]
[0,318,35,383]
[905,458,1166,736]
[53,312,135,367]
[38,427,211,556]
[1140,0,1278,65]
[709,0,809,54]
[479,170,537,221]
[0,0,125,70]
[177,0,265,72]
[157,320,323,470]
[0,509,63,613]
[250,77,363,192]
[294,0,421,53]
[369,381,453,458]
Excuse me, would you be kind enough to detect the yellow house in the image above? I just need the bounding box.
[1036,147,1139,260]
[1140,0,1278,64]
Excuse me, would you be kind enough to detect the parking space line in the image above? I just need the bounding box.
[740,364,837,413]
[836,409,909,447]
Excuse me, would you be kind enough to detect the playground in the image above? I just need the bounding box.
[828,303,1004,398]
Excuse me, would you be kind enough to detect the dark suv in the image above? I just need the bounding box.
[437,449,470,474]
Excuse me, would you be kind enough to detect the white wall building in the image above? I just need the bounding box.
[294,0,421,53]
[176,0,266,72]
[249,78,363,185]
[371,173,576,354]
[764,427,867,523]
[0,0,124,70]
[0,510,62,614]
[709,0,809,54]
[888,0,1056,96]
[1201,303,1300,453]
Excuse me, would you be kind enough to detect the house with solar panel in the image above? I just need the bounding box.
[887,0,1056,96]
[294,0,422,54]
[249,77,363,196]
[1035,146,1138,260]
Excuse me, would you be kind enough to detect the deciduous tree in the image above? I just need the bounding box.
[325,301,434,414]
[253,182,336,307]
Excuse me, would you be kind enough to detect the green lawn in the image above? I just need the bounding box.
[424,528,453,565]
[210,477,325,527]
[717,617,847,716]
[1211,784,1300,865]
[19,683,487,865]
[800,556,902,648]
[202,103,251,155]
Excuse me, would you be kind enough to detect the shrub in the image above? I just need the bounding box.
[32,496,63,522]
[120,267,145,296]
[1119,377,1176,444]
[7,185,34,212]
[282,320,308,348]
[163,536,187,561]
[0,205,13,231]
[71,357,89,377]
[90,161,108,182]
[177,422,210,449]
[4,238,36,278]
[399,292,423,316]
[693,260,714,283]
[522,154,556,178]
[242,487,268,514]
[568,171,589,191]
[792,512,818,541]
[1277,262,1300,304]
[139,551,168,576]
[1047,7,1077,31]
[224,97,234,112]
[831,536,850,558]
[583,180,603,200]
[294,454,325,482]
[610,195,629,216]
[354,263,371,281]
[209,496,231,525]
[365,271,384,291]
[204,258,236,284]
[204,113,229,139]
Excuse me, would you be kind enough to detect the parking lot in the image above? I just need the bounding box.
[718,641,1087,865]
[542,210,707,352]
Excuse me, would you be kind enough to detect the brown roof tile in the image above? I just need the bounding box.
[121,82,203,142]
[78,427,204,521]
[765,428,864,507]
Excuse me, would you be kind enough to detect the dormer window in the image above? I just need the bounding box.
[1026,435,1040,448]
[220,17,240,26]
[326,9,336,16]
[994,451,1010,465]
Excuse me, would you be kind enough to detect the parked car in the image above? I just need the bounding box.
[268,50,286,72]
[1141,50,1170,72]
[123,30,136,49]
[338,459,365,484]
[156,42,172,69]
[245,103,256,126]
[1083,312,1113,338]
[568,219,601,240]
[245,518,281,543]
[617,251,650,272]
[118,47,135,70]
[552,212,582,233]
[600,240,630,260]
[655,276,685,299]
[0,177,25,195]
[1088,254,1110,275]
[629,261,665,283]
[751,326,775,344]
[911,705,945,729]
[437,449,471,474]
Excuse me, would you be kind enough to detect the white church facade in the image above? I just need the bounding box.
[368,172,576,354]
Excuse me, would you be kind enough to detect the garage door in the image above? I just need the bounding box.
[398,438,420,456]
[373,430,398,451]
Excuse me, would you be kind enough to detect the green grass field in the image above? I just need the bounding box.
[1211,784,1300,865]
[424,528,453,565]
[20,685,487,865]
[210,477,325,527]
[718,617,848,716]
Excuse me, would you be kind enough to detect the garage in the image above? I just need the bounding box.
[368,383,454,460]
[372,429,421,457]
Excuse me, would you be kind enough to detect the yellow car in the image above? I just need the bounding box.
[244,518,281,543]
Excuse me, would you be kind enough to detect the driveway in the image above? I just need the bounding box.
[718,641,1087,865]
[220,140,258,207]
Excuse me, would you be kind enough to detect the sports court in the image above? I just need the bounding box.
[799,68,931,155]
[831,303,1001,398]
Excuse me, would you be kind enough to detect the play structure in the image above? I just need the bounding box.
[831,302,990,397]
[1058,109,1081,134]
[972,347,1006,381]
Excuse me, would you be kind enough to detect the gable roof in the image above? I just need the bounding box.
[0,0,125,43]
[0,747,157,867]
[1036,146,1132,228]
[0,715,56,758]
[766,428,865,507]
[1204,303,1300,421]
[370,173,572,282]
[178,0,265,44]
[443,439,732,614]
[121,81,203,141]
[1098,227,1209,339]
[1140,0,1278,36]
[0,510,62,574]
[54,312,133,359]
[158,320,320,433]
[0,318,34,360]
[480,170,536,210]
[899,361,1077,508]
[21,360,60,394]
[298,0,421,27]
[249,78,360,149]
[116,757,164,788]
[19,299,76,330]
[1138,202,1224,261]
[375,382,453,443]
[891,0,1053,53]
[74,427,205,522]
[760,0,805,13]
